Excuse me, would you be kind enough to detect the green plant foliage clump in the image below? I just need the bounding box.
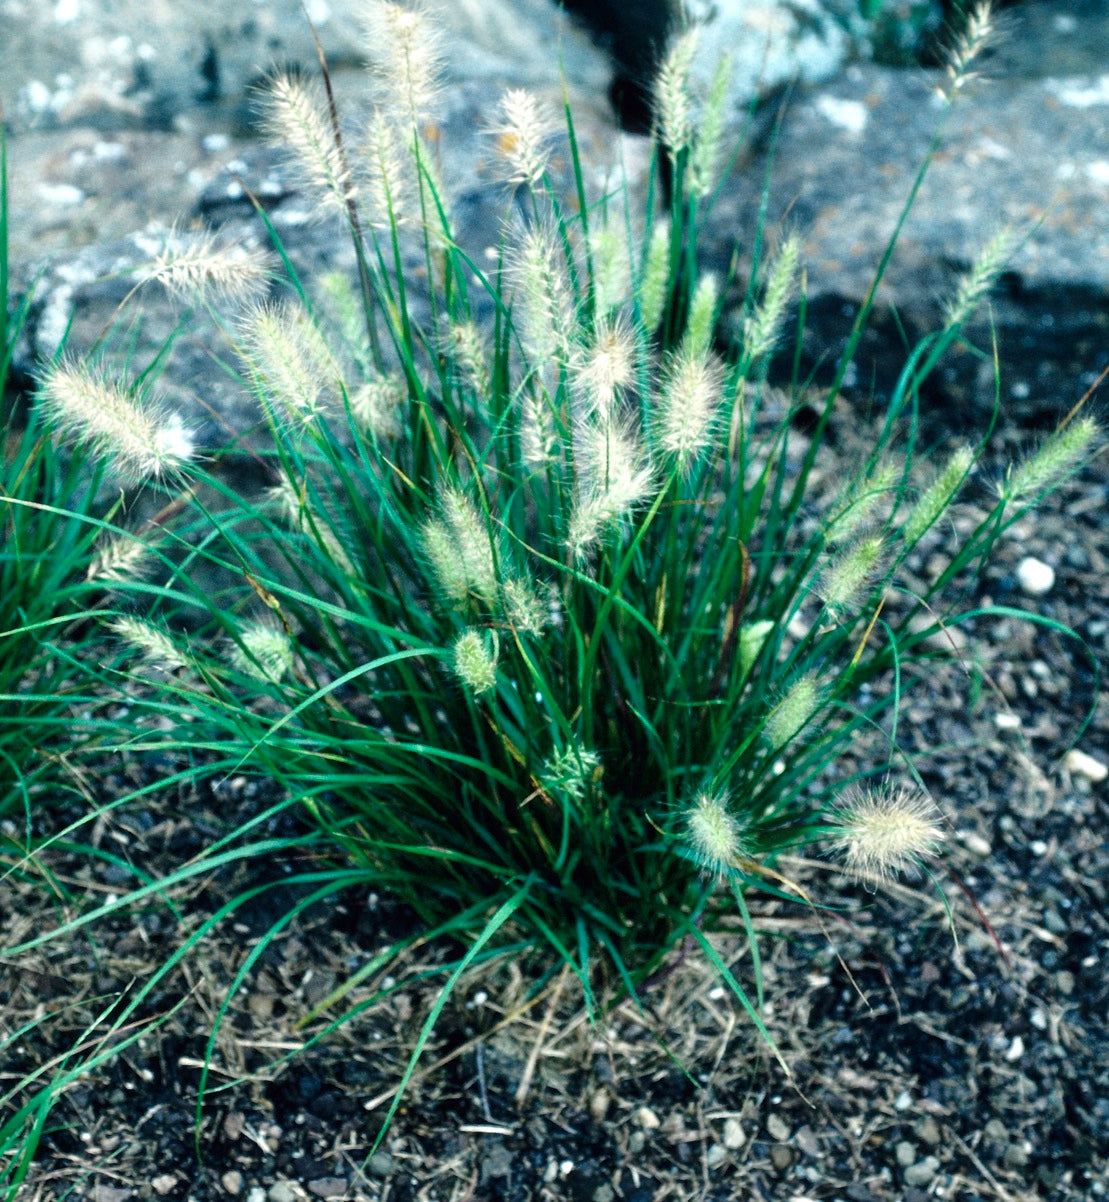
[3,2,1100,1163]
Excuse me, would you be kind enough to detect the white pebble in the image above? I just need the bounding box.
[722,1118,746,1149]
[38,182,85,207]
[1064,748,1108,783]
[1005,1035,1025,1062]
[705,1143,728,1168]
[958,831,992,857]
[1016,556,1054,596]
[994,712,1022,731]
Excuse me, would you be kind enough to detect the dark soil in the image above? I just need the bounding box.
[3,395,1108,1202]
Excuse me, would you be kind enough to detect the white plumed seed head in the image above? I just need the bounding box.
[568,418,655,559]
[690,51,732,199]
[360,0,442,128]
[945,2,995,93]
[589,225,633,315]
[492,87,558,186]
[743,234,801,365]
[943,228,1013,330]
[231,621,295,684]
[519,387,557,472]
[452,628,498,696]
[654,28,698,157]
[655,346,722,468]
[447,320,490,396]
[239,301,341,429]
[827,459,898,543]
[361,110,416,230]
[87,533,156,586]
[148,226,271,303]
[638,220,671,334]
[828,785,945,882]
[501,575,548,637]
[509,223,575,368]
[738,619,775,678]
[110,616,191,672]
[684,791,746,880]
[571,316,637,420]
[261,72,354,217]
[350,372,407,440]
[41,359,194,479]
[423,490,499,610]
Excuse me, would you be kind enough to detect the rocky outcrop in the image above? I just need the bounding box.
[5,0,1106,439]
[702,2,1109,424]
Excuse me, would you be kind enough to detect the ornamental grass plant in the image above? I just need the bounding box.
[1,0,1102,1177]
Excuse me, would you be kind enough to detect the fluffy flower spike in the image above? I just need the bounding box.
[828,785,945,882]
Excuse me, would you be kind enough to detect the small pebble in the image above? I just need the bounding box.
[1005,1035,1025,1062]
[722,1118,746,1149]
[795,1125,821,1158]
[896,1141,918,1167]
[904,1156,940,1187]
[766,1114,791,1141]
[958,830,992,857]
[1064,748,1108,783]
[38,182,86,207]
[915,1116,942,1146]
[368,1151,395,1177]
[1044,908,1068,934]
[308,1179,347,1199]
[589,1087,611,1122]
[247,1192,265,1202]
[634,1106,660,1131]
[894,1090,913,1111]
[705,1143,728,1168]
[267,1186,296,1202]
[1016,556,1055,596]
[769,1144,794,1171]
[151,1178,178,1197]
[994,711,1022,730]
[1055,970,1076,995]
[221,1171,243,1196]
[1004,1142,1031,1169]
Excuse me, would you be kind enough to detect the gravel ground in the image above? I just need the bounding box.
[2,388,1107,1202]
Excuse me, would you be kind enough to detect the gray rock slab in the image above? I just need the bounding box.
[11,70,635,453]
[685,0,868,107]
[704,52,1109,420]
[0,0,610,134]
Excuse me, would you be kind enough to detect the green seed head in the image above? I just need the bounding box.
[1003,416,1099,504]
[684,791,747,880]
[452,629,498,697]
[232,621,295,684]
[763,672,824,750]
[902,445,975,545]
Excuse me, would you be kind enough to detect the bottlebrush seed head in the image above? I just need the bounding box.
[828,785,945,882]
[452,628,498,697]
[685,791,747,880]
